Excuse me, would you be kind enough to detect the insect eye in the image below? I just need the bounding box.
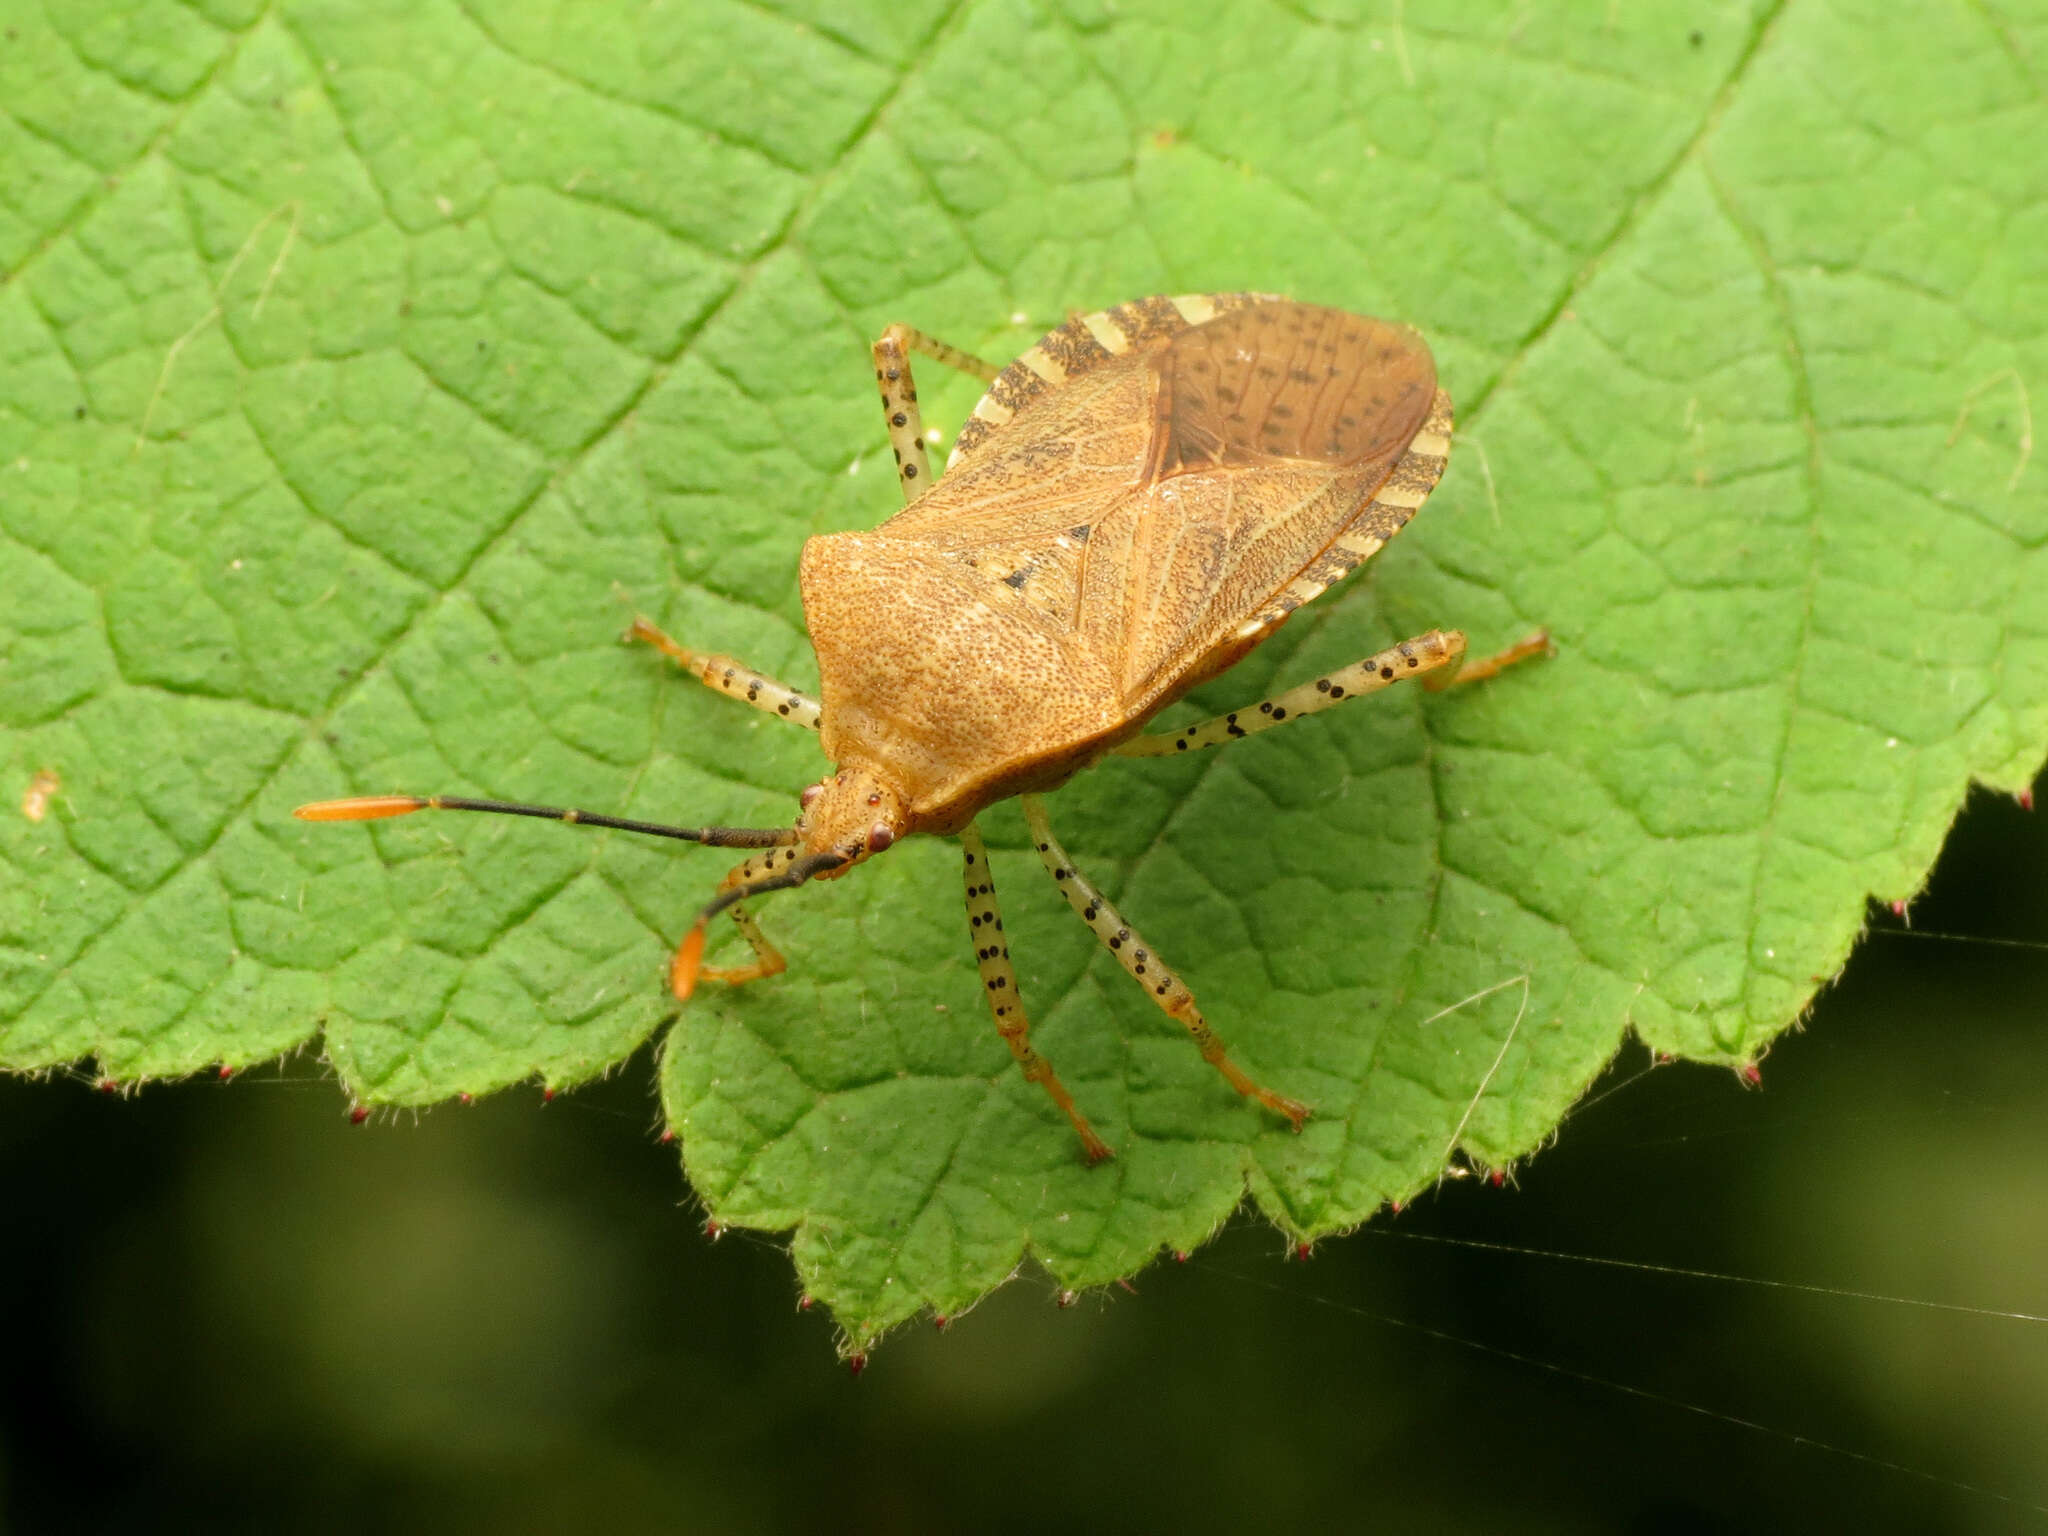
[800,783,823,808]
[866,824,896,854]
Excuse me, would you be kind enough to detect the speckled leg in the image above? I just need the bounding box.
[1114,628,1548,757]
[627,615,821,730]
[873,324,1000,503]
[1019,795,1308,1131]
[960,823,1112,1162]
[670,848,801,997]
[1424,628,1552,691]
[692,904,784,991]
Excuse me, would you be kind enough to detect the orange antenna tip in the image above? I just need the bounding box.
[293,795,429,822]
[670,922,708,1001]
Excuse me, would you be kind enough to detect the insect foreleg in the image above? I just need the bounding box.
[960,824,1111,1162]
[672,846,802,996]
[1020,796,1308,1132]
[1113,628,1547,757]
[873,323,1000,503]
[690,902,787,990]
[627,616,822,730]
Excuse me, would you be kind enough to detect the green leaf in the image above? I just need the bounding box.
[4,0,2043,1350]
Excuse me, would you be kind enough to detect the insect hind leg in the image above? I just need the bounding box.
[873,324,1000,503]
[1021,796,1308,1133]
[627,616,821,730]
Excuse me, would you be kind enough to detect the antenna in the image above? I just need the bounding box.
[293,794,800,848]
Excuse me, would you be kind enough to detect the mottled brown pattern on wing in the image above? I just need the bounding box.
[1143,306,1435,480]
[1241,387,1453,634]
[807,298,1450,830]
[948,291,1270,464]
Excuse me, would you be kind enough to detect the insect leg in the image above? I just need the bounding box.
[675,848,795,994]
[873,324,999,503]
[960,823,1112,1162]
[1113,628,1548,757]
[1020,796,1308,1132]
[881,324,1001,384]
[627,616,821,729]
[1423,628,1552,691]
[692,903,787,989]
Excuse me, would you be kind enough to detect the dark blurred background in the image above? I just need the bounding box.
[5,771,2045,1534]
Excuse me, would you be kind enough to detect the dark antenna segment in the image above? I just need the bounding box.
[292,794,800,848]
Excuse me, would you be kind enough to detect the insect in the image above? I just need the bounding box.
[298,293,1546,1162]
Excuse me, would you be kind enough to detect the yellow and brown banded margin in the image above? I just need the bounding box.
[948,291,1280,468]
[1236,386,1454,638]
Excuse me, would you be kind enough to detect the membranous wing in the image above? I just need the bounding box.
[1112,303,1448,705]
[1142,302,1435,477]
[875,295,1451,707]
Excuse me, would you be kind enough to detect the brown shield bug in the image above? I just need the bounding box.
[299,293,1547,1162]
